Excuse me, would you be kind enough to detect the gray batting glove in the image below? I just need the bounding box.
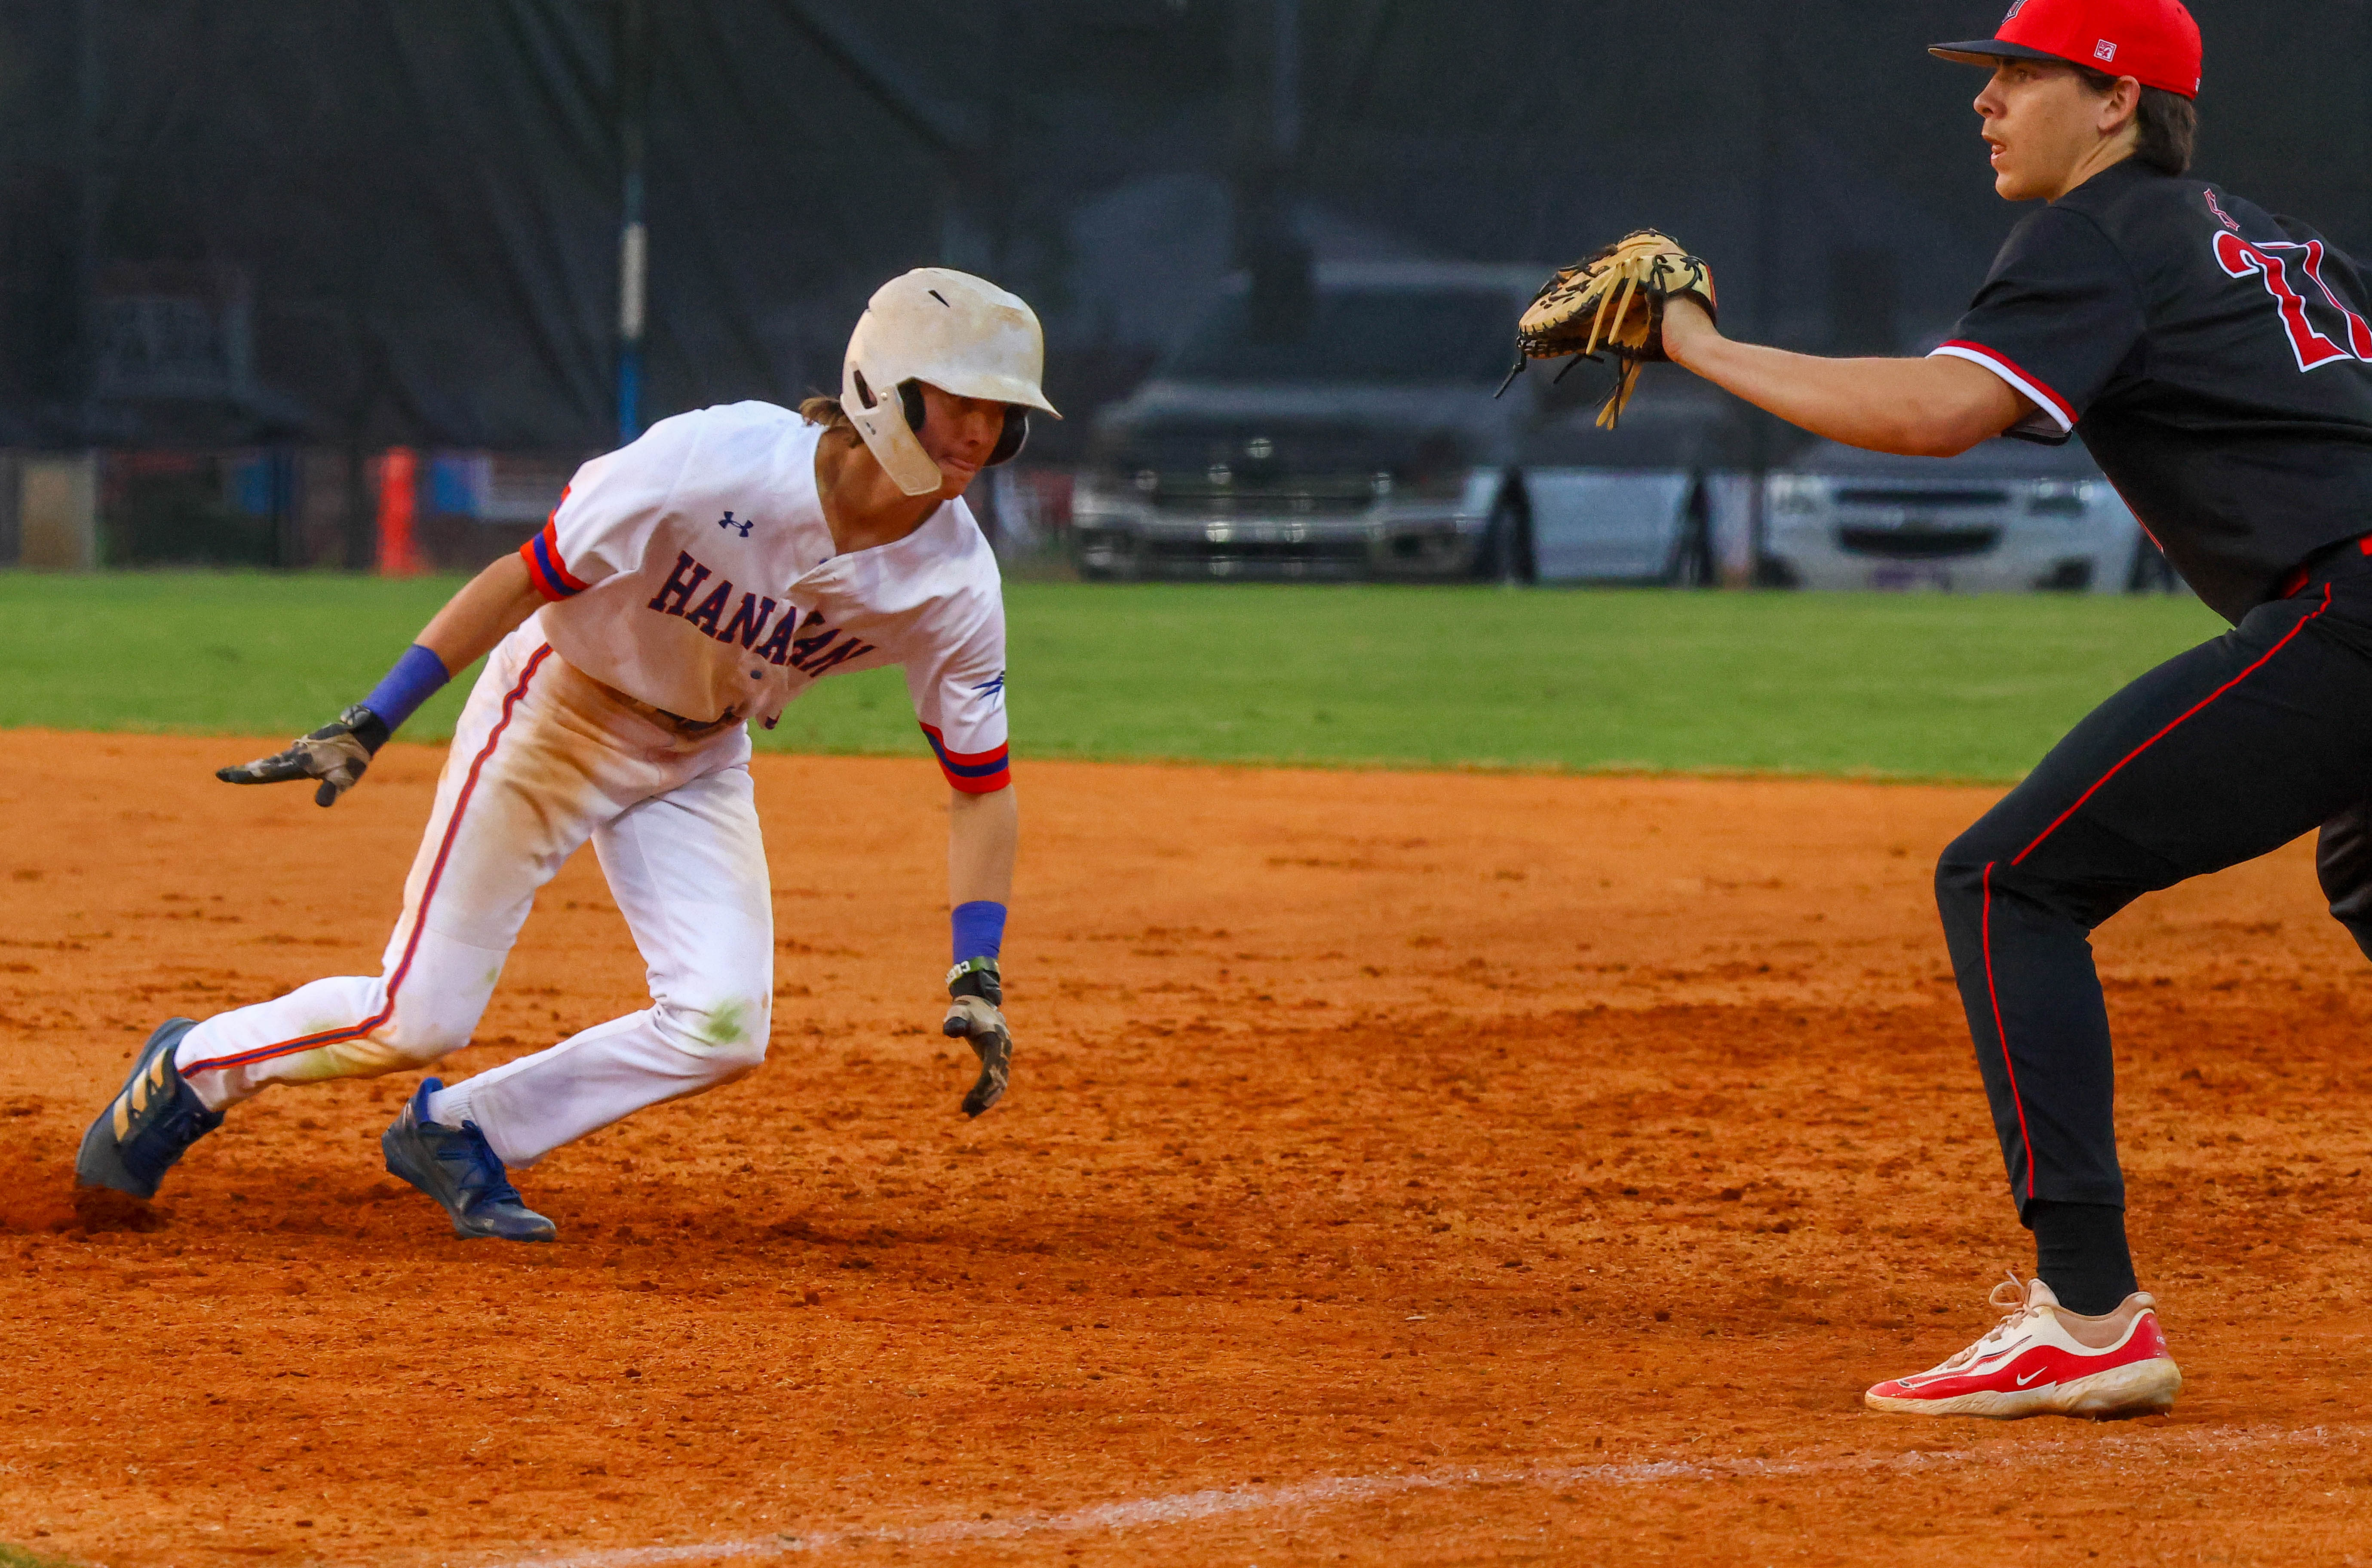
[217,704,391,808]
[942,957,1011,1117]
[943,997,1013,1117]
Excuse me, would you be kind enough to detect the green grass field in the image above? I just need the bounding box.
[0,1544,75,1568]
[0,572,2228,782]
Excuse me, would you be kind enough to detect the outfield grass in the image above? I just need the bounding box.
[0,571,2227,782]
[0,1544,76,1568]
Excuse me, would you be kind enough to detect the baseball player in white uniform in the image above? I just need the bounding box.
[74,269,1050,1242]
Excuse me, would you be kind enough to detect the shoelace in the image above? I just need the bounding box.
[437,1120,527,1210]
[1934,1271,2042,1372]
[124,1077,226,1184]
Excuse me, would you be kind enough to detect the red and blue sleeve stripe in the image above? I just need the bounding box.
[519,514,589,602]
[921,723,1011,793]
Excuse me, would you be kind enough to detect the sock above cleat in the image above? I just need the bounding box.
[2026,1200,2139,1317]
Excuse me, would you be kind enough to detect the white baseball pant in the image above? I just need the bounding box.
[174,624,773,1167]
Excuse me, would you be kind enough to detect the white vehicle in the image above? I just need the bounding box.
[1514,383,1755,586]
[1761,438,2152,593]
[1072,261,1750,584]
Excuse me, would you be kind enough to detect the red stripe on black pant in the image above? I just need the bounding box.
[1934,562,2372,1214]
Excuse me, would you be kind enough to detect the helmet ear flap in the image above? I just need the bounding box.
[894,377,1027,467]
[988,407,1029,466]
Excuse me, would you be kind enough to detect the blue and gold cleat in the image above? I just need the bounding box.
[381,1078,556,1242]
[76,1017,224,1200]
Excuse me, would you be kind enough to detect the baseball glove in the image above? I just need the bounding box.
[943,959,1012,1118]
[1500,230,1717,429]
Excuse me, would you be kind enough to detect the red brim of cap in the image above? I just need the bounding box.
[1927,38,2072,67]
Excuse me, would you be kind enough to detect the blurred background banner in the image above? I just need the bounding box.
[0,0,2366,570]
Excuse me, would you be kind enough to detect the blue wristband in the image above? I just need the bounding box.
[362,643,451,735]
[951,900,1006,963]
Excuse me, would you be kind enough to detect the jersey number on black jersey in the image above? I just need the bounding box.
[2213,230,2372,372]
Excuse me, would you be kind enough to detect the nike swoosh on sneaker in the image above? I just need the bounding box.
[2015,1368,2047,1387]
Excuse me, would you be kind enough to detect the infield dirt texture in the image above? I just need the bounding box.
[5,729,2372,1564]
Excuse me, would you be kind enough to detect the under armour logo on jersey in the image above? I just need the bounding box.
[717,511,754,537]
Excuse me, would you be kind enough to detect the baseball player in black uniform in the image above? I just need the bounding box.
[1651,0,2372,1418]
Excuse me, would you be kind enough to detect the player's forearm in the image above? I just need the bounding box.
[947,784,1017,908]
[346,554,541,753]
[1666,315,2026,458]
[219,550,546,802]
[417,553,546,676]
[942,784,1016,1118]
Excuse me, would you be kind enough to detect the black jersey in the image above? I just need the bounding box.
[1936,159,2372,622]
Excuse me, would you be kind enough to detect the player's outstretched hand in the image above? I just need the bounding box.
[942,994,1013,1118]
[217,704,391,808]
[1506,230,1717,429]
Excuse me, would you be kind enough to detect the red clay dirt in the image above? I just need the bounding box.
[4,730,2372,1567]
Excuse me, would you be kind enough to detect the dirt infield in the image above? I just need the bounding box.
[6,732,2372,1566]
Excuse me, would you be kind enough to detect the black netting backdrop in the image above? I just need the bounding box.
[1,0,2366,452]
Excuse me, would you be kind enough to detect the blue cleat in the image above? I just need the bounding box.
[381,1078,555,1242]
[76,1018,224,1200]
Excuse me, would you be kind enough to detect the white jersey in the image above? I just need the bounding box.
[520,401,1010,791]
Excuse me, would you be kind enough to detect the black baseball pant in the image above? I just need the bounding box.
[1936,546,2372,1214]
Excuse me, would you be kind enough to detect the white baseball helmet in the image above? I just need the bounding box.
[841,268,1062,497]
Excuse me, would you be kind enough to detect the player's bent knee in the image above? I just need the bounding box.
[1937,837,2116,935]
[1933,839,1993,924]
[312,1023,471,1079]
[362,988,497,1070]
[651,995,771,1078]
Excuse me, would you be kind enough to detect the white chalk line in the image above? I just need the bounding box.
[468,1421,2351,1568]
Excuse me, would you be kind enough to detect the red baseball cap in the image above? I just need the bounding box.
[1930,0,2202,98]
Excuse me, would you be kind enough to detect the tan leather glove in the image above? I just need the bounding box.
[1503,230,1718,429]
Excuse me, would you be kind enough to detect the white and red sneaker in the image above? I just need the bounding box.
[1864,1273,2180,1420]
